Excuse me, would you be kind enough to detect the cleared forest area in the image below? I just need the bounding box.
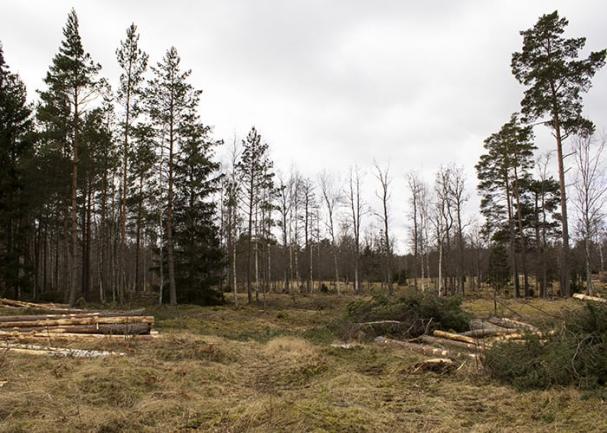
[2,4,607,433]
[1,290,606,433]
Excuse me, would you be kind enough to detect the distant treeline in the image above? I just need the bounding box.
[0,10,605,305]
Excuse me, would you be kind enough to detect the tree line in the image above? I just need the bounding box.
[0,10,605,306]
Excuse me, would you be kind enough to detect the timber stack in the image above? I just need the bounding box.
[0,300,156,341]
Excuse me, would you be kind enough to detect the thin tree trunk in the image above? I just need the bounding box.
[68,91,80,307]
[512,166,529,297]
[166,103,177,305]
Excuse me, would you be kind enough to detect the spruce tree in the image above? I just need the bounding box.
[127,123,156,292]
[487,242,511,293]
[173,112,223,305]
[149,47,198,305]
[0,43,34,298]
[512,11,606,296]
[37,9,101,305]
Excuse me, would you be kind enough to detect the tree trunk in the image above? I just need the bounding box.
[552,102,570,297]
[166,106,177,305]
[68,92,80,307]
[512,167,529,297]
[504,173,519,297]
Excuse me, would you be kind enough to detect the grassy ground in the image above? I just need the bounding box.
[0,292,606,432]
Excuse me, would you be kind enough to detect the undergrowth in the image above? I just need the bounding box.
[485,303,607,390]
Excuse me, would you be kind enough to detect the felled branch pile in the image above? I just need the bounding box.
[374,316,542,364]
[0,309,155,341]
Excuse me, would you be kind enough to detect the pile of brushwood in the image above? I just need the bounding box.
[337,293,471,341]
[485,303,607,390]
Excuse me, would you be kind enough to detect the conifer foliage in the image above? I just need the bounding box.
[0,10,224,305]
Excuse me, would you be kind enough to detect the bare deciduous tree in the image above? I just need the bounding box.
[319,171,342,294]
[572,135,607,294]
[374,162,393,294]
[347,166,363,294]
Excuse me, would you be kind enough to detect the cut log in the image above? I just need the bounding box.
[411,357,455,373]
[11,323,152,335]
[432,330,478,345]
[487,317,539,332]
[462,328,519,338]
[0,298,84,313]
[0,309,146,323]
[1,342,124,357]
[419,335,482,352]
[374,336,477,360]
[573,293,607,304]
[469,319,509,332]
[0,331,157,341]
[489,333,524,342]
[0,315,154,329]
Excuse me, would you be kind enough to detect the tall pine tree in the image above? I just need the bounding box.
[37,9,102,305]
[116,23,149,294]
[236,127,275,304]
[512,11,606,296]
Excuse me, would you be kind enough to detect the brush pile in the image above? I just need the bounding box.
[485,302,607,390]
[376,316,541,363]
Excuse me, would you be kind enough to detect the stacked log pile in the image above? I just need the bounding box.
[0,309,156,341]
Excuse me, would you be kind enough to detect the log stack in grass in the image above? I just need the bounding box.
[0,308,156,341]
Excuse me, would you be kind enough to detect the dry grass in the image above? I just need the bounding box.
[0,293,606,432]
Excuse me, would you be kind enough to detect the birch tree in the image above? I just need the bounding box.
[572,135,607,294]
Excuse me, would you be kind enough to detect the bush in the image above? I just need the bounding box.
[485,303,607,390]
[337,292,471,340]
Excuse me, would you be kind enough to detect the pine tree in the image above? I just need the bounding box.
[37,9,102,305]
[0,43,34,298]
[512,11,606,296]
[527,176,560,296]
[476,115,536,297]
[116,23,149,294]
[236,127,275,303]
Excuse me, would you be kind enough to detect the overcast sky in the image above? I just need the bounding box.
[2,1,606,252]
